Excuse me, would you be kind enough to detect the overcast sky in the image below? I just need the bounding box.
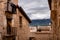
[18,0,50,20]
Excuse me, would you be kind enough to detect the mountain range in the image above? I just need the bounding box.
[30,19,51,26]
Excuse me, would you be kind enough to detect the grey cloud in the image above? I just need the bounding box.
[18,0,50,20]
[28,7,49,11]
[19,0,44,3]
[26,9,49,15]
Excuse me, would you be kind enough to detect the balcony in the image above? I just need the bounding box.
[5,13,13,19]
[5,3,16,14]
[11,27,17,36]
[3,27,17,37]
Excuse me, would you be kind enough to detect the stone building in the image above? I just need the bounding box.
[28,0,57,40]
[29,26,53,40]
[0,0,60,40]
[48,0,60,40]
[0,0,31,40]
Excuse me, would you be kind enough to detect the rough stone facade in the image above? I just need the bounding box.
[29,26,53,40]
[29,32,52,40]
[1,0,60,40]
[51,0,60,40]
[0,0,31,40]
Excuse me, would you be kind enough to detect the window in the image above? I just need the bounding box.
[7,0,11,11]
[11,27,17,35]
[37,29,41,32]
[19,16,22,28]
[51,10,57,20]
[7,0,11,2]
[29,37,35,40]
[7,18,12,34]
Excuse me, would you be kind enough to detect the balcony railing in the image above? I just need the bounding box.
[5,13,13,19]
[3,27,17,36]
[11,27,17,36]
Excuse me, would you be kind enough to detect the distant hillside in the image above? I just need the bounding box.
[30,19,51,26]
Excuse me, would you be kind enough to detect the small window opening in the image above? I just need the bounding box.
[19,16,22,28]
[37,29,41,32]
[29,37,35,40]
[7,18,12,34]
